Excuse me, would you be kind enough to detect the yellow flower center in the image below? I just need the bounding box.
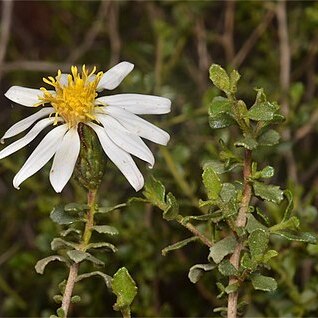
[38,65,103,127]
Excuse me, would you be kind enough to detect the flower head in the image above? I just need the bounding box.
[1,62,171,192]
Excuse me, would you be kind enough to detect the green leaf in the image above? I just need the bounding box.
[86,242,117,252]
[76,271,112,288]
[208,236,237,264]
[203,160,241,174]
[241,253,255,271]
[273,230,317,244]
[50,206,81,225]
[234,136,258,150]
[71,295,81,303]
[112,267,137,313]
[188,263,215,283]
[246,102,277,121]
[225,282,240,294]
[229,69,241,94]
[209,64,230,93]
[251,274,277,292]
[220,183,236,203]
[263,250,278,263]
[282,190,294,222]
[35,255,68,274]
[56,308,65,318]
[209,96,232,116]
[252,166,275,179]
[202,167,222,200]
[85,254,105,266]
[163,192,179,221]
[60,228,81,238]
[246,214,268,233]
[67,250,89,263]
[96,203,126,214]
[51,238,78,251]
[248,229,269,260]
[253,181,284,204]
[64,202,89,213]
[209,113,236,129]
[255,207,270,226]
[143,176,166,210]
[258,129,280,146]
[92,225,119,236]
[218,259,238,276]
[162,237,198,256]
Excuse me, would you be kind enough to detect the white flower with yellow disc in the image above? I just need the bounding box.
[0,62,171,192]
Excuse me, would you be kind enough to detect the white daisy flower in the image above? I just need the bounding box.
[0,62,171,192]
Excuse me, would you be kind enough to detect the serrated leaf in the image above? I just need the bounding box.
[209,96,232,116]
[273,230,317,244]
[218,259,238,276]
[71,295,81,303]
[246,214,268,233]
[112,267,137,313]
[246,102,277,121]
[96,203,126,214]
[251,274,277,292]
[241,253,255,270]
[56,308,65,318]
[50,206,81,225]
[53,295,63,304]
[35,255,68,274]
[209,236,236,264]
[86,254,105,266]
[162,237,198,256]
[229,69,241,94]
[51,238,78,251]
[258,129,280,146]
[209,64,230,93]
[252,166,275,179]
[255,207,270,226]
[143,176,166,210]
[209,113,236,129]
[92,225,119,236]
[188,263,215,283]
[202,167,222,200]
[64,202,89,213]
[76,271,112,288]
[203,160,241,174]
[163,192,179,221]
[234,136,258,150]
[248,229,269,260]
[67,250,89,263]
[253,181,283,204]
[225,282,240,294]
[86,242,117,252]
[220,183,236,203]
[263,250,278,263]
[282,190,293,222]
[60,228,82,238]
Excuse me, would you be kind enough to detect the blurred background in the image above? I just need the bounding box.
[0,1,318,317]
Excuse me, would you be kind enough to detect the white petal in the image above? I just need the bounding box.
[50,127,80,193]
[13,124,68,189]
[101,106,170,145]
[96,94,171,114]
[1,107,54,140]
[5,86,54,107]
[88,122,144,191]
[0,117,59,159]
[97,62,134,91]
[58,74,68,86]
[97,115,155,168]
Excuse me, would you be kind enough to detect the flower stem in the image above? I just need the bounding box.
[227,149,252,318]
[61,188,97,317]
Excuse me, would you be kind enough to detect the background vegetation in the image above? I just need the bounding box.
[0,1,318,317]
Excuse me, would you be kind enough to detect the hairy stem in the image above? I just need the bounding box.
[227,149,252,318]
[61,189,97,317]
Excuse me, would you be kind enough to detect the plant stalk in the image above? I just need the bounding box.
[61,189,97,317]
[227,149,252,318]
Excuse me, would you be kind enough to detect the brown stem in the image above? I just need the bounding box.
[179,221,213,248]
[227,149,252,318]
[61,189,97,317]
